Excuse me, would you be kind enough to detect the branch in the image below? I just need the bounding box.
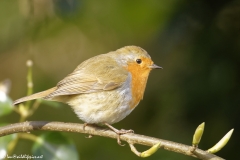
[0,121,224,160]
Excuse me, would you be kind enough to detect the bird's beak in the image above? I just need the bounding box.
[149,64,163,69]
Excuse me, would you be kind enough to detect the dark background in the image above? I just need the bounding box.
[0,0,239,159]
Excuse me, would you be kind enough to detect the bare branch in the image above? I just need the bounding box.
[0,121,224,160]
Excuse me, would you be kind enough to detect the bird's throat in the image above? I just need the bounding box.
[126,63,150,109]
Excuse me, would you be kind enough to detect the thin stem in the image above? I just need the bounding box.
[28,99,41,117]
[26,60,33,109]
[19,115,26,123]
[18,133,39,142]
[129,143,141,156]
[7,135,19,155]
[26,60,33,96]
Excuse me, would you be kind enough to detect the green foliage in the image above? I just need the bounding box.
[0,92,13,116]
[32,132,79,160]
[0,124,16,159]
[0,63,78,159]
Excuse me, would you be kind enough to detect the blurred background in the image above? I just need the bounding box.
[0,0,239,159]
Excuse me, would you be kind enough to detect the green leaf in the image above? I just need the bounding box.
[0,123,16,159]
[0,91,13,116]
[32,132,79,160]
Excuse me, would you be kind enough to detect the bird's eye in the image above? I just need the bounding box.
[136,59,142,64]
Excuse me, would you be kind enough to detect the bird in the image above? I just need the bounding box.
[13,46,162,145]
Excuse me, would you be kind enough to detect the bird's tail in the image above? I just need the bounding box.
[13,87,57,105]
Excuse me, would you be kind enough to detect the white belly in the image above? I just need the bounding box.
[67,77,134,124]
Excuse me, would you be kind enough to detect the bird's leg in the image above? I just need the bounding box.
[83,123,93,138]
[104,123,134,146]
[83,123,88,130]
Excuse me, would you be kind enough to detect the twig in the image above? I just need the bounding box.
[0,121,224,160]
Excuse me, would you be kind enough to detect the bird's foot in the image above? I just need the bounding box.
[104,123,134,146]
[83,123,93,138]
[83,123,88,131]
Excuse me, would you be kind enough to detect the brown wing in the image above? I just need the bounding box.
[45,54,128,99]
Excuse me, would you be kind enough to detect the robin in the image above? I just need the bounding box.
[14,46,162,145]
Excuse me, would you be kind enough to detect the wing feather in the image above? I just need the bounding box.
[45,54,128,99]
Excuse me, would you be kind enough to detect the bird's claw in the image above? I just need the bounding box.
[83,123,94,138]
[104,123,134,146]
[117,135,125,146]
[115,129,134,146]
[83,123,88,131]
[117,129,134,134]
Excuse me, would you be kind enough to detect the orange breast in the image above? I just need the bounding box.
[127,63,150,109]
